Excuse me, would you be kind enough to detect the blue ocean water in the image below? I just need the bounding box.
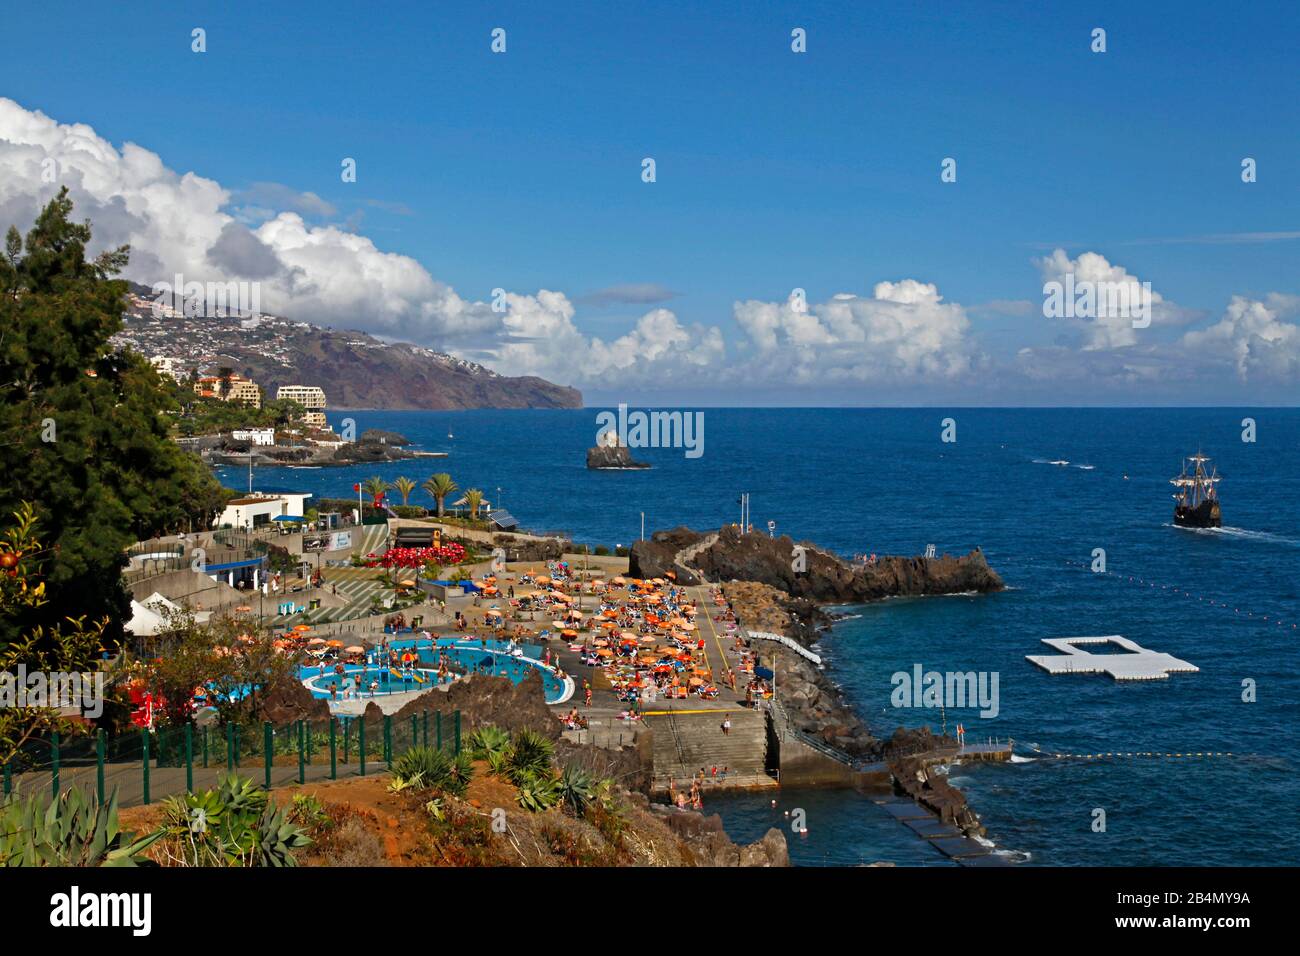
[218,407,1299,866]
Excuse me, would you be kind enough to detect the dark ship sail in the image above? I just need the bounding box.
[1171,452,1221,528]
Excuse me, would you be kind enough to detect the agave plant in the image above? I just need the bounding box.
[516,771,561,812]
[391,746,473,796]
[466,724,512,761]
[447,751,475,797]
[0,787,162,867]
[506,728,555,785]
[557,764,597,816]
[486,748,510,778]
[159,774,310,867]
[256,803,312,867]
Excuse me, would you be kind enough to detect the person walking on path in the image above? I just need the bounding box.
[721,717,731,736]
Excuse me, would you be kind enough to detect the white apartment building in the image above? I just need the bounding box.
[149,355,186,383]
[231,427,275,446]
[213,492,313,530]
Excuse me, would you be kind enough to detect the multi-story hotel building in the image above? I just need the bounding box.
[275,385,328,427]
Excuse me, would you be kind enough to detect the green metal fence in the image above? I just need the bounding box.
[0,708,461,807]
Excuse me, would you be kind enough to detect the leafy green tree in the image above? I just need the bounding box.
[423,473,457,518]
[0,189,226,649]
[0,504,107,768]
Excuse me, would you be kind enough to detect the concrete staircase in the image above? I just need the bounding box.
[646,707,775,793]
[673,531,718,580]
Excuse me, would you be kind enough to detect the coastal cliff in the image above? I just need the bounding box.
[116,287,582,410]
[630,525,1004,600]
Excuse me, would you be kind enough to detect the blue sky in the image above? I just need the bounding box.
[2,0,1298,404]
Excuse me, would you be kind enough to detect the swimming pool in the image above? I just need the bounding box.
[300,636,572,705]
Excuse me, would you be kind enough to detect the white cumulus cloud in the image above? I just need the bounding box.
[732,280,977,384]
[0,97,722,390]
[1034,248,1190,350]
[1181,294,1300,380]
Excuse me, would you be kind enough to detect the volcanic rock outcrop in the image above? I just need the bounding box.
[631,525,1004,599]
[586,443,650,469]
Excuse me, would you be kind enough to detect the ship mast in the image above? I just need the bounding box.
[1171,451,1218,509]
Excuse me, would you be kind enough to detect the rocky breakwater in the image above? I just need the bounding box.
[630,525,1004,600]
[630,525,1004,762]
[203,428,428,467]
[721,580,879,758]
[884,727,986,839]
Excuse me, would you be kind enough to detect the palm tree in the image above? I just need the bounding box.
[362,476,390,509]
[217,366,235,400]
[393,476,416,507]
[464,488,484,521]
[423,473,458,518]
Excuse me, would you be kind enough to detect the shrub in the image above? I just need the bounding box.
[288,793,331,833]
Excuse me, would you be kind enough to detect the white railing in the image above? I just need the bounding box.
[745,629,822,665]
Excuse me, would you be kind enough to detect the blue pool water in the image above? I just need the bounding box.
[221,407,1300,866]
[301,637,570,704]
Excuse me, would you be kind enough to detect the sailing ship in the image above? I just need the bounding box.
[1171,452,1221,528]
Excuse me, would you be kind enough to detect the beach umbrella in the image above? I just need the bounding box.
[307,637,327,645]
[326,640,344,648]
[612,576,626,585]
[235,605,252,613]
[345,645,364,654]
[294,624,312,632]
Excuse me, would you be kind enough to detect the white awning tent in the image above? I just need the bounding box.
[125,600,166,636]
[125,592,210,635]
